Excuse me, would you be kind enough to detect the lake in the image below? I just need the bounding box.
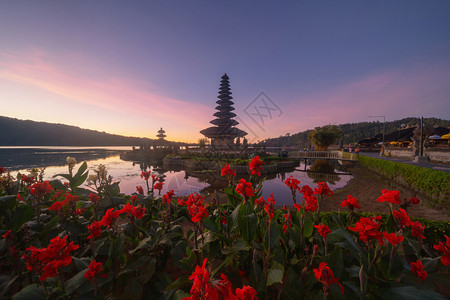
[0,147,352,206]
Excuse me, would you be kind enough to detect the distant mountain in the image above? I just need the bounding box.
[259,117,450,147]
[0,116,160,146]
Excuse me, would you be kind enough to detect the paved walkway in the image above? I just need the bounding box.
[358,152,450,173]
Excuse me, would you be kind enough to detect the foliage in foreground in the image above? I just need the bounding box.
[0,157,449,299]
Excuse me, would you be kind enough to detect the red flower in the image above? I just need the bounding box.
[383,231,403,246]
[21,175,35,184]
[153,181,164,191]
[235,178,255,199]
[29,181,53,198]
[151,175,159,183]
[48,201,64,211]
[300,185,313,197]
[410,260,427,281]
[186,258,213,299]
[313,262,344,295]
[89,193,100,204]
[2,230,12,239]
[393,208,412,227]
[189,203,209,223]
[283,213,292,233]
[314,182,333,199]
[409,197,420,205]
[99,208,121,228]
[132,205,145,219]
[264,201,274,222]
[16,193,24,202]
[235,285,258,300]
[348,215,383,245]
[411,221,426,240]
[294,203,304,212]
[87,221,101,240]
[377,189,401,204]
[129,195,139,205]
[84,260,105,281]
[433,235,450,266]
[221,163,236,177]
[248,156,264,176]
[136,186,144,195]
[221,216,227,224]
[76,208,85,215]
[254,196,265,208]
[314,223,332,239]
[0,167,6,174]
[22,235,78,281]
[163,190,175,204]
[303,194,318,212]
[284,176,301,191]
[340,195,360,210]
[141,171,151,181]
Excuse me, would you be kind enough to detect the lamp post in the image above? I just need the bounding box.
[369,116,385,156]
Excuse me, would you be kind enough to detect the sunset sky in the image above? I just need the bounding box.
[0,1,449,143]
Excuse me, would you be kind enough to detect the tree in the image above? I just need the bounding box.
[308,125,342,151]
[198,138,208,149]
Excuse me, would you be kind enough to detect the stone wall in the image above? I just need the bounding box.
[385,147,450,164]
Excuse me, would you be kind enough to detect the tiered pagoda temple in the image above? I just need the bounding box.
[200,74,247,149]
[157,128,167,140]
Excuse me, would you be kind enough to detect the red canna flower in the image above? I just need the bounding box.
[84,260,106,281]
[87,221,102,240]
[76,208,85,215]
[314,223,332,239]
[221,163,236,177]
[264,201,274,222]
[89,193,100,204]
[16,193,24,202]
[235,178,255,199]
[189,203,209,223]
[340,195,360,210]
[410,260,427,281]
[409,197,420,205]
[348,215,383,245]
[411,221,426,240]
[284,176,301,191]
[29,181,53,198]
[254,196,265,208]
[21,174,35,184]
[248,156,264,176]
[136,186,144,195]
[2,230,12,239]
[151,175,159,183]
[48,201,64,211]
[221,215,227,224]
[186,258,213,299]
[433,235,450,266]
[377,189,401,204]
[283,213,292,233]
[99,208,121,228]
[313,262,344,295]
[129,195,139,205]
[294,203,304,212]
[300,185,313,197]
[141,171,151,181]
[153,181,164,191]
[163,190,175,204]
[383,231,404,246]
[393,208,412,227]
[0,167,6,174]
[132,205,145,219]
[303,194,318,212]
[314,182,333,199]
[235,285,258,300]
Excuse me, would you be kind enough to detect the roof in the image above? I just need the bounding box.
[200,126,247,138]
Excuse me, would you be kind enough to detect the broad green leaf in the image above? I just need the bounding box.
[173,290,191,300]
[267,261,284,286]
[0,195,17,211]
[74,171,89,188]
[303,216,314,238]
[65,269,88,295]
[11,204,33,232]
[74,162,88,180]
[378,285,446,300]
[53,173,72,182]
[0,274,18,296]
[12,284,45,300]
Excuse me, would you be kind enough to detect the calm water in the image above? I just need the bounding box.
[0,147,352,206]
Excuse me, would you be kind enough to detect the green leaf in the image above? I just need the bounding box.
[11,205,33,232]
[173,290,191,300]
[52,173,72,182]
[378,285,446,300]
[12,284,45,300]
[0,274,18,296]
[0,195,17,211]
[303,216,314,238]
[74,171,89,188]
[267,261,284,286]
[65,269,89,295]
[74,162,88,180]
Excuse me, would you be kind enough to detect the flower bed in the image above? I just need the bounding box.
[0,157,449,299]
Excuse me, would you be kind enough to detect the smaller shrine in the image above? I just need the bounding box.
[157,128,167,140]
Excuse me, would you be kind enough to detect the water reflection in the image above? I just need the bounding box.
[3,148,353,207]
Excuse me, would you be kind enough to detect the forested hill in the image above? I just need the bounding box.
[260,117,450,147]
[0,116,158,146]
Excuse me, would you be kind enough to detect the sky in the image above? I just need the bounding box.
[0,1,449,143]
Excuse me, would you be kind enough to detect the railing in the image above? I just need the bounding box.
[288,151,356,161]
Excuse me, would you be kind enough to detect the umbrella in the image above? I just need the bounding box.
[428,135,441,140]
[441,133,450,139]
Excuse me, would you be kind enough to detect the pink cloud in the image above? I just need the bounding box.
[0,49,211,132]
